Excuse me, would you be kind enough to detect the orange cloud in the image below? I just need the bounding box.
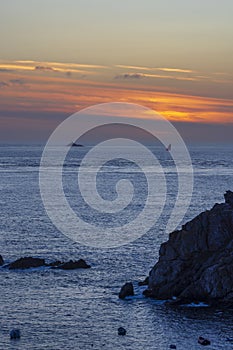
[157,68,194,73]
[115,65,194,74]
[11,60,108,70]
[115,64,151,71]
[0,60,232,125]
[0,60,104,76]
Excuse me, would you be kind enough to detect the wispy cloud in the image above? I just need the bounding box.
[9,79,26,85]
[0,63,35,72]
[0,81,9,88]
[0,68,15,72]
[115,73,145,79]
[0,78,27,89]
[35,66,56,72]
[156,67,194,73]
[115,72,198,82]
[0,70,232,125]
[115,64,151,71]
[115,64,194,74]
[0,60,104,77]
[18,60,108,70]
[143,73,198,81]
[1,60,231,87]
[114,67,233,84]
[0,59,232,127]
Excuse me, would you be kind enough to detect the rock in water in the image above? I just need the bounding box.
[143,191,233,305]
[119,282,134,299]
[118,327,126,336]
[198,336,210,346]
[10,329,21,339]
[0,255,4,266]
[8,257,45,269]
[169,345,177,349]
[5,257,91,270]
[56,259,91,270]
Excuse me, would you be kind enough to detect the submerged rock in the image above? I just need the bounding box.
[198,336,210,346]
[4,257,90,270]
[0,255,4,266]
[119,282,134,299]
[8,257,45,270]
[144,191,233,305]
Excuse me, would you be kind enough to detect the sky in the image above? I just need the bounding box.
[0,0,232,143]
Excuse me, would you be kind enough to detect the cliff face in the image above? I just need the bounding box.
[144,191,233,304]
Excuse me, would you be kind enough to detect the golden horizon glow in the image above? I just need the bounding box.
[1,60,232,84]
[0,58,232,135]
[0,67,232,125]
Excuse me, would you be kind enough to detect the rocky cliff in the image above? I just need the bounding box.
[144,191,233,305]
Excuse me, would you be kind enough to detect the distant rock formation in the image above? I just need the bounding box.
[143,191,233,306]
[8,257,45,269]
[3,256,91,270]
[68,142,84,147]
[55,259,91,270]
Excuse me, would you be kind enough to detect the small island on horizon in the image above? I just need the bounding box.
[68,142,84,147]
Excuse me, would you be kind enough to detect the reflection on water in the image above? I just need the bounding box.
[0,144,233,349]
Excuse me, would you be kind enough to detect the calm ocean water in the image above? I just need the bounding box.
[1,144,233,349]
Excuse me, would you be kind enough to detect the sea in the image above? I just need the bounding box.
[0,143,233,350]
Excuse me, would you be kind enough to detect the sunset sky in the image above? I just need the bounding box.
[0,0,232,143]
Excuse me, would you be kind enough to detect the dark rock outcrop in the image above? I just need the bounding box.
[4,257,90,270]
[119,282,134,299]
[198,337,210,346]
[8,257,45,270]
[144,191,233,305]
[0,255,4,266]
[10,329,21,340]
[224,190,233,207]
[55,259,91,270]
[118,327,126,336]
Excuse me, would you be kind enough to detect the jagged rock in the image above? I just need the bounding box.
[143,191,233,305]
[119,282,134,299]
[0,255,4,266]
[8,257,45,270]
[55,259,91,270]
